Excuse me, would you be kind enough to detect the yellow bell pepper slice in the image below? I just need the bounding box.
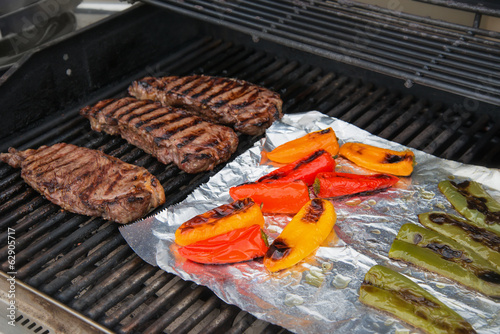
[339,142,415,176]
[264,198,336,272]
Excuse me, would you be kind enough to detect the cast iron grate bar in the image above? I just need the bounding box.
[0,32,499,334]
[143,0,500,106]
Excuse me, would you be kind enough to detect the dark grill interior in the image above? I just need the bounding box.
[1,2,499,334]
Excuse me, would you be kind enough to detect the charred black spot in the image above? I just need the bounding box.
[150,177,158,187]
[414,309,428,320]
[214,100,229,108]
[428,213,448,225]
[266,238,292,261]
[398,288,439,308]
[233,101,252,110]
[302,199,324,223]
[455,180,470,189]
[176,134,198,148]
[179,199,252,232]
[293,150,326,170]
[428,213,500,252]
[128,196,144,203]
[477,270,500,284]
[384,153,404,163]
[450,181,500,225]
[413,233,423,245]
[425,242,500,283]
[425,242,470,262]
[319,128,331,134]
[182,87,195,95]
[195,153,212,161]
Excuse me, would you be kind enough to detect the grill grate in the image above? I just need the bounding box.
[143,0,500,109]
[1,6,500,333]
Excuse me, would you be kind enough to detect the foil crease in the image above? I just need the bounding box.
[120,111,500,334]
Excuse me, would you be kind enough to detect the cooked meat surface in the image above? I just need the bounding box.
[0,143,165,224]
[80,97,239,173]
[128,75,283,135]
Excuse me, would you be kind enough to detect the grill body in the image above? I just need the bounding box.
[0,2,499,333]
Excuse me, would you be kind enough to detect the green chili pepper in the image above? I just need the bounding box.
[389,223,500,297]
[359,265,476,334]
[438,180,500,236]
[419,211,500,272]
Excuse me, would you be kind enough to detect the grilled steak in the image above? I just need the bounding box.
[0,143,165,224]
[80,97,239,173]
[128,75,283,135]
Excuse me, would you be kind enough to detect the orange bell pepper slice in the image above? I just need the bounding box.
[174,198,264,246]
[258,150,335,186]
[264,198,336,272]
[229,180,310,214]
[266,128,339,164]
[339,142,415,176]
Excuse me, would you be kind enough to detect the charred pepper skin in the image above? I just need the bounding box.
[419,211,500,272]
[389,223,500,298]
[359,265,477,334]
[258,150,335,186]
[313,172,399,198]
[264,198,336,272]
[438,180,500,235]
[266,127,339,164]
[339,142,415,176]
[174,198,265,246]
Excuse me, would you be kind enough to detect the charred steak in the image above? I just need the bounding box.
[80,97,239,174]
[0,143,165,224]
[128,75,283,135]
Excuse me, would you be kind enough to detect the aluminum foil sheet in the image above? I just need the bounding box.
[120,111,500,334]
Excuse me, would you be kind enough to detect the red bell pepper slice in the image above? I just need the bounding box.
[229,180,310,214]
[178,224,268,264]
[313,172,399,198]
[258,150,335,186]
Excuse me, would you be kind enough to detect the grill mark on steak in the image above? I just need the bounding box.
[145,118,204,137]
[115,100,152,120]
[128,75,283,135]
[0,143,165,224]
[133,111,173,128]
[119,103,182,129]
[125,106,159,123]
[190,77,217,98]
[103,99,147,122]
[24,144,75,169]
[172,75,199,92]
[80,97,239,173]
[35,155,87,177]
[200,80,237,105]
[175,129,205,149]
[102,98,138,122]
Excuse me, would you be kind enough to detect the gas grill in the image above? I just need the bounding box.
[0,1,499,333]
